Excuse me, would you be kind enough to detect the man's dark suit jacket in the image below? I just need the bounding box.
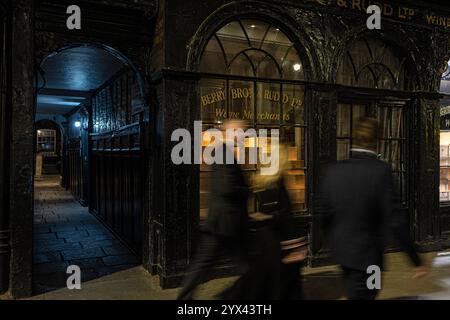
[204,145,249,239]
[317,150,421,271]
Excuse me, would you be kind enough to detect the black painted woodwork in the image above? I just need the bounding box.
[5,0,450,297]
[0,0,11,295]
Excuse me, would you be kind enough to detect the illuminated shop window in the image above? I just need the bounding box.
[440,62,450,202]
[199,19,307,219]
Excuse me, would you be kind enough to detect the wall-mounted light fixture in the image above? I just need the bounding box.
[74,121,81,128]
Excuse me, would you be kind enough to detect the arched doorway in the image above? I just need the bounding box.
[33,44,147,294]
[35,119,63,178]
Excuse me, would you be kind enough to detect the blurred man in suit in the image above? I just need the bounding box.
[317,117,427,300]
[177,120,249,300]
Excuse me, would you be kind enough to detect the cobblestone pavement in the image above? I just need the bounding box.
[30,249,450,300]
[33,175,138,294]
[31,176,450,300]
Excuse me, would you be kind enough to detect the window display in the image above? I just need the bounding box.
[199,19,307,219]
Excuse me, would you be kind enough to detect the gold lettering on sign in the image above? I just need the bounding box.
[384,4,393,16]
[337,0,347,8]
[201,87,303,108]
[201,90,226,107]
[332,1,419,22]
[215,108,227,118]
[426,15,450,28]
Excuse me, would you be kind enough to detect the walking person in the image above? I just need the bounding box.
[177,120,250,300]
[316,117,428,300]
[224,144,307,300]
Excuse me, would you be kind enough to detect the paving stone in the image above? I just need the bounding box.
[34,233,58,241]
[56,230,89,240]
[33,252,63,264]
[78,224,108,232]
[102,255,138,266]
[102,245,131,256]
[34,261,70,275]
[62,247,106,261]
[87,229,113,237]
[34,242,82,254]
[34,238,65,248]
[80,239,120,249]
[50,225,78,233]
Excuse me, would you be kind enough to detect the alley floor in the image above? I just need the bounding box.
[30,248,450,300]
[31,176,450,300]
[33,175,139,294]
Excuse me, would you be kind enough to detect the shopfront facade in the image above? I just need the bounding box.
[3,0,450,297]
[149,0,450,287]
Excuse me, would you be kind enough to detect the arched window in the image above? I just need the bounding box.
[198,19,307,220]
[199,19,304,80]
[336,37,407,90]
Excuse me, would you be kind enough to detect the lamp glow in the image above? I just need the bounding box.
[293,63,301,72]
[74,121,81,128]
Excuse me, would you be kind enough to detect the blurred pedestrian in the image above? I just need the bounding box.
[224,144,307,300]
[316,117,428,300]
[177,120,250,300]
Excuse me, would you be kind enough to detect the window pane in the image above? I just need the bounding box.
[281,47,304,80]
[200,171,211,220]
[336,104,407,200]
[256,54,280,78]
[379,140,402,171]
[282,127,306,212]
[229,80,254,121]
[216,21,249,63]
[199,36,227,74]
[337,139,350,160]
[337,37,406,90]
[262,26,292,63]
[337,104,351,137]
[200,123,222,221]
[256,82,280,125]
[281,126,306,166]
[229,53,254,77]
[241,19,271,48]
[282,84,305,125]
